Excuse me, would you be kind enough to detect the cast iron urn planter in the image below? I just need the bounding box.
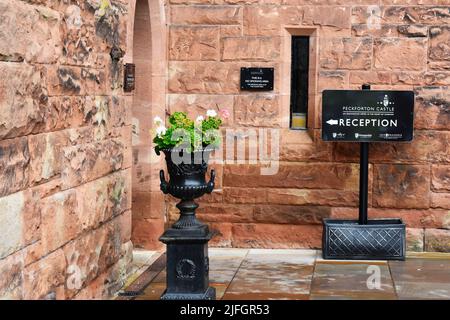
[157,147,216,300]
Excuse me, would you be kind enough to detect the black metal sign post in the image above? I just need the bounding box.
[322,84,414,260]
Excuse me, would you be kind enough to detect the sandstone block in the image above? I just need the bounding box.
[171,5,242,25]
[0,63,47,140]
[169,26,220,61]
[243,6,281,36]
[61,138,125,189]
[432,165,450,192]
[320,37,372,70]
[63,217,123,297]
[373,164,430,209]
[234,94,281,127]
[223,163,360,190]
[0,0,61,63]
[374,38,427,71]
[415,88,450,130]
[253,205,331,225]
[350,71,391,85]
[303,5,350,29]
[23,249,66,300]
[267,188,359,207]
[0,137,30,197]
[168,61,240,94]
[431,192,450,209]
[232,223,322,248]
[429,26,450,62]
[131,218,165,250]
[424,228,450,252]
[0,250,24,299]
[0,190,40,260]
[406,228,424,252]
[222,36,280,61]
[208,222,232,247]
[318,71,348,92]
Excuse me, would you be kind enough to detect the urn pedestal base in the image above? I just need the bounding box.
[159,228,216,300]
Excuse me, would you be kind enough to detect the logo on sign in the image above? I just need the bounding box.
[378,95,394,107]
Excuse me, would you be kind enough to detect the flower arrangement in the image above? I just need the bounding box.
[153,109,229,153]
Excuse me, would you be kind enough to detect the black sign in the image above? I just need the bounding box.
[240,67,274,91]
[124,63,135,92]
[322,90,414,142]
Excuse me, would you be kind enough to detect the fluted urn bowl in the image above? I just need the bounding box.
[157,147,215,231]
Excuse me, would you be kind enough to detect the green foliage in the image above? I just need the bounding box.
[153,111,225,152]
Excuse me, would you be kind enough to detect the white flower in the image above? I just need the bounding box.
[206,109,217,117]
[155,125,167,137]
[153,116,163,125]
[196,115,204,123]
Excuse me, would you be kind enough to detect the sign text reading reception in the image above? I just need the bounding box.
[322,90,414,142]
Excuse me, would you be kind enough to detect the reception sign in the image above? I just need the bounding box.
[322,90,414,142]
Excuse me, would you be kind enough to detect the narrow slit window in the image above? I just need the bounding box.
[290,36,310,130]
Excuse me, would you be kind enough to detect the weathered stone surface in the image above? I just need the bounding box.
[243,6,282,36]
[222,36,280,61]
[432,165,450,192]
[303,5,350,29]
[415,88,450,130]
[429,26,450,62]
[132,191,164,219]
[0,137,30,197]
[320,37,372,70]
[169,26,220,61]
[224,163,360,190]
[232,223,322,248]
[425,229,450,252]
[63,217,123,297]
[47,66,106,96]
[0,250,24,299]
[390,72,450,86]
[318,71,348,91]
[431,192,450,209]
[349,71,391,85]
[234,94,281,127]
[253,205,331,224]
[23,249,66,300]
[0,190,40,260]
[168,94,234,126]
[279,130,332,162]
[168,62,240,93]
[61,138,125,189]
[223,187,267,204]
[374,38,427,71]
[131,218,164,250]
[352,6,450,25]
[267,188,359,207]
[398,25,428,37]
[373,164,430,209]
[352,24,399,38]
[406,228,424,252]
[0,0,61,63]
[0,63,47,140]
[171,5,242,25]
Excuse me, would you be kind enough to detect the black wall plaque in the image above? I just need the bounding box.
[124,63,135,92]
[240,67,274,91]
[322,90,414,142]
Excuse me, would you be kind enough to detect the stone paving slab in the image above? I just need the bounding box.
[389,258,450,299]
[122,248,450,300]
[310,262,396,300]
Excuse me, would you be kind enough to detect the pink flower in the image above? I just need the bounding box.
[219,109,230,119]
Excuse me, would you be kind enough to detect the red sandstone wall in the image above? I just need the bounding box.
[166,0,450,252]
[0,0,132,299]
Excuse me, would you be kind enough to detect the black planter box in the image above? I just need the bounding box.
[322,219,406,260]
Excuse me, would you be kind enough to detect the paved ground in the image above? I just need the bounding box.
[119,249,450,300]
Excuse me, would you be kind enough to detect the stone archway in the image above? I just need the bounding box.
[124,0,167,249]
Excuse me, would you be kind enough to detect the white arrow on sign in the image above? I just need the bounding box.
[326,119,338,125]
